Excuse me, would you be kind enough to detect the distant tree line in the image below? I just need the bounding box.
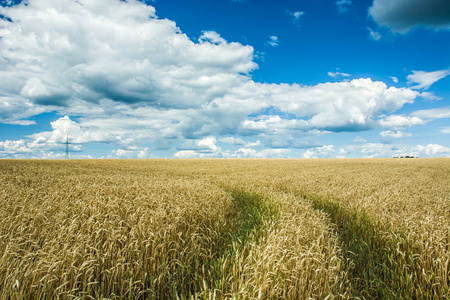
[393,156,417,158]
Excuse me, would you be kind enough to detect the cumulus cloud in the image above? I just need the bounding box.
[268,79,417,132]
[369,0,450,33]
[412,144,450,157]
[228,147,291,158]
[178,136,220,152]
[28,116,119,149]
[345,142,450,158]
[0,0,256,113]
[174,136,221,158]
[199,31,227,45]
[303,145,335,158]
[407,69,450,90]
[0,0,426,158]
[240,115,308,136]
[0,139,31,154]
[379,115,424,129]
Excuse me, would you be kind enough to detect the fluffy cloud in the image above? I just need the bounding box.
[0,0,256,113]
[0,139,31,154]
[30,116,116,144]
[369,0,450,33]
[268,79,417,131]
[228,147,291,158]
[412,144,450,157]
[178,136,220,152]
[0,0,429,158]
[407,69,450,90]
[240,115,308,135]
[303,145,335,158]
[174,136,221,158]
[379,115,424,129]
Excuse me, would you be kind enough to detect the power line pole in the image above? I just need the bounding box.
[65,134,69,159]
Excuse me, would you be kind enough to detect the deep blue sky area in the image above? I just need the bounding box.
[0,0,449,158]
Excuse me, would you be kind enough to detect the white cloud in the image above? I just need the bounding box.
[336,0,352,13]
[407,69,450,90]
[288,11,305,26]
[345,142,450,158]
[240,115,308,135]
[0,139,31,154]
[178,136,220,152]
[380,130,411,138]
[328,71,351,78]
[369,0,450,33]
[0,0,428,158]
[303,145,335,158]
[229,147,291,158]
[0,94,47,125]
[353,136,367,143]
[137,147,150,159]
[219,137,247,145]
[390,76,399,83]
[0,0,256,113]
[174,136,221,158]
[219,137,261,147]
[441,127,450,134]
[419,92,442,102]
[410,107,450,119]
[198,136,220,152]
[268,78,418,131]
[379,115,424,129]
[199,31,227,45]
[267,36,279,47]
[412,144,450,157]
[247,140,262,147]
[367,27,382,40]
[28,116,118,146]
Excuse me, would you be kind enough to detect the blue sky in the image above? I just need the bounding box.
[0,0,449,158]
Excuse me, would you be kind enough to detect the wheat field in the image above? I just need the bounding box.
[1,158,449,299]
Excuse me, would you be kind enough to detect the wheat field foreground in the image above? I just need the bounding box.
[1,159,449,299]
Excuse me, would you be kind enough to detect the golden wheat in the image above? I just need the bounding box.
[1,158,448,299]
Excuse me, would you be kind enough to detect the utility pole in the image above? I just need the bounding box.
[65,134,69,159]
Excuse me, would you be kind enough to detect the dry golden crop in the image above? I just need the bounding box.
[1,158,449,299]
